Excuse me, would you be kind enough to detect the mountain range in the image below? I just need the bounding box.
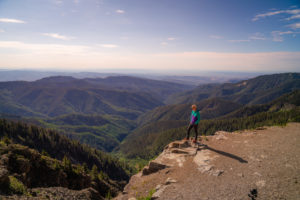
[0,72,300,199]
[166,73,300,105]
[0,73,299,153]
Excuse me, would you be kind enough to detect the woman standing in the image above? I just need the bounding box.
[185,104,200,143]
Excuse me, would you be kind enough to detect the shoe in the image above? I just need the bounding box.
[192,140,197,143]
[183,138,189,141]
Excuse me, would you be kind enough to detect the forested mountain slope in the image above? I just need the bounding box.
[25,114,136,152]
[0,119,133,181]
[0,76,192,152]
[0,119,136,198]
[166,73,300,105]
[0,75,192,118]
[119,91,300,160]
[137,98,242,126]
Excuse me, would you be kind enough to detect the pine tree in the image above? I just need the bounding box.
[91,164,98,180]
[62,155,72,171]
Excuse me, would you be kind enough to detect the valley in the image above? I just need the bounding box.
[0,72,299,199]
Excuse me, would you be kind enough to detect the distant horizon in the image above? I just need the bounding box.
[0,68,296,76]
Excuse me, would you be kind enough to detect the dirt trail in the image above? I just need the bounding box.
[116,123,300,200]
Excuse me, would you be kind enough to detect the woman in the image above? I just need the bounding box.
[185,104,200,143]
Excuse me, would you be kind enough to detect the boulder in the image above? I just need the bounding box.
[165,140,190,150]
[142,162,168,176]
[170,149,189,154]
[165,178,177,185]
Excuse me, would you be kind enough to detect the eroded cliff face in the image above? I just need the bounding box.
[116,123,300,200]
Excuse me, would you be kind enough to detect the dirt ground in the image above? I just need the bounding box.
[116,123,300,200]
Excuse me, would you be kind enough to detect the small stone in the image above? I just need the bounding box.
[152,185,167,199]
[256,180,266,188]
[165,178,177,185]
[199,165,213,173]
[212,170,224,177]
[260,154,267,158]
[215,134,228,140]
[155,184,162,191]
[237,173,244,177]
[253,172,262,177]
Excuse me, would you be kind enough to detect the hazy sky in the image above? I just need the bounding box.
[0,0,300,73]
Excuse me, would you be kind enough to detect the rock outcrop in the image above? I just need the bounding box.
[115,123,300,200]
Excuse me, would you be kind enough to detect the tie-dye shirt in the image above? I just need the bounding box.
[190,110,200,125]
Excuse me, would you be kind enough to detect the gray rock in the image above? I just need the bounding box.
[166,141,190,149]
[142,162,168,176]
[165,178,177,185]
[152,185,168,199]
[212,170,224,177]
[171,149,189,154]
[155,184,162,191]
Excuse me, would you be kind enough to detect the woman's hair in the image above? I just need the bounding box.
[191,104,197,109]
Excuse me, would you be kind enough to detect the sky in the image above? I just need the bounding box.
[0,0,300,73]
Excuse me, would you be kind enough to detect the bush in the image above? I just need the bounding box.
[8,176,27,194]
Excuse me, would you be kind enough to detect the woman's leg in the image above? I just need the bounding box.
[186,124,193,139]
[194,124,198,141]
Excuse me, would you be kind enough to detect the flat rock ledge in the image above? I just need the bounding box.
[141,140,198,176]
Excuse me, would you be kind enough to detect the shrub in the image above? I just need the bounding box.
[8,176,27,194]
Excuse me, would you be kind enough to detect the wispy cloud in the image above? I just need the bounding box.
[42,33,75,40]
[252,8,300,21]
[271,31,298,42]
[116,9,125,14]
[100,44,119,48]
[228,33,266,42]
[285,14,300,20]
[0,18,26,24]
[228,39,250,43]
[209,35,223,39]
[249,32,266,40]
[288,23,300,29]
[167,37,176,41]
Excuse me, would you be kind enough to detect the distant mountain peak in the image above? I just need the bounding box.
[36,76,77,82]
